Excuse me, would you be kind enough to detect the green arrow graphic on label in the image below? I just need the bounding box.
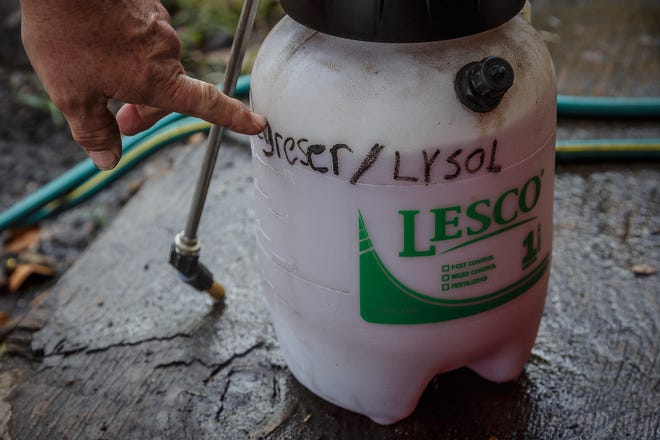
[359,212,549,325]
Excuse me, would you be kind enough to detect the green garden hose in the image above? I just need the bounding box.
[18,116,213,226]
[555,138,660,161]
[0,75,250,231]
[557,96,660,118]
[1,75,658,232]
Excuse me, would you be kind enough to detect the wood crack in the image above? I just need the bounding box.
[44,333,193,358]
[214,368,234,421]
[203,341,265,385]
[85,334,193,354]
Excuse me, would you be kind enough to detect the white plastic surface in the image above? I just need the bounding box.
[250,13,556,424]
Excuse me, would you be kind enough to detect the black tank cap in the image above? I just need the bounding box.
[280,0,526,43]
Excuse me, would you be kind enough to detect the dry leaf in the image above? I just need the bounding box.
[3,226,41,254]
[630,264,656,276]
[0,311,10,327]
[16,252,55,267]
[0,312,22,337]
[8,263,55,292]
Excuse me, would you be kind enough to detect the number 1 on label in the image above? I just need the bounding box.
[522,224,541,270]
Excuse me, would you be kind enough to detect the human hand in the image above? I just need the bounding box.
[20,0,266,170]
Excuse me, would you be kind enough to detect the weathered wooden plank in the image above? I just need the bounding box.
[1,0,659,438]
[4,143,297,440]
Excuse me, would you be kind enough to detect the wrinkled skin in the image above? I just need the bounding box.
[20,0,266,170]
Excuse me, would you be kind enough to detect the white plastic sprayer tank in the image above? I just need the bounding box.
[250,0,556,424]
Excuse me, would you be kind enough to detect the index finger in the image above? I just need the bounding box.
[149,74,266,135]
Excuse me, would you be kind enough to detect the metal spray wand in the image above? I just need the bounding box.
[169,0,260,300]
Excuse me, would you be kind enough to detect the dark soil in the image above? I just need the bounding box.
[0,2,84,211]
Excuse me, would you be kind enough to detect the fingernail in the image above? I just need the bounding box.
[252,112,267,130]
[88,150,119,170]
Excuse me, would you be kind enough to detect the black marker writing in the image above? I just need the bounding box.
[423,148,441,185]
[306,144,328,174]
[350,144,385,184]
[331,144,352,176]
[258,122,502,184]
[394,151,418,182]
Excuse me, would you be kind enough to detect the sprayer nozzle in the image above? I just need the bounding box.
[169,236,225,302]
[207,281,226,301]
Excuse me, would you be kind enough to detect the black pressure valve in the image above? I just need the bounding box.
[455,56,515,113]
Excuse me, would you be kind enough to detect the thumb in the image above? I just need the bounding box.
[152,74,266,135]
[65,104,122,170]
[116,103,169,136]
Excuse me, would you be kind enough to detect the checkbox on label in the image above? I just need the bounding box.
[442,265,450,272]
[442,274,450,281]
[442,284,450,291]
